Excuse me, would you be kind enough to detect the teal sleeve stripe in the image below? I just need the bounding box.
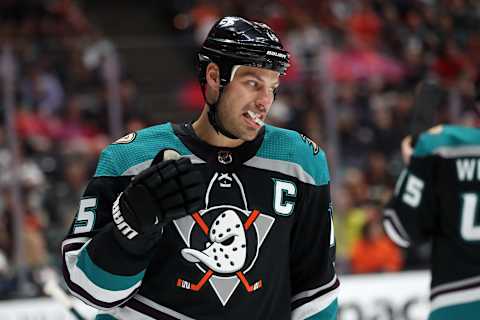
[77,248,145,291]
[429,301,480,320]
[258,125,330,185]
[95,315,119,320]
[306,299,338,320]
[95,123,192,177]
[414,125,480,157]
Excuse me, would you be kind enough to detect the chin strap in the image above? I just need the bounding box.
[201,83,239,140]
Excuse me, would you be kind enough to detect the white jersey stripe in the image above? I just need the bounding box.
[291,287,338,320]
[121,155,205,176]
[431,286,480,312]
[133,295,196,320]
[383,219,410,248]
[433,145,480,158]
[244,156,316,185]
[61,237,90,253]
[431,275,480,295]
[383,209,411,248]
[291,274,337,302]
[98,307,157,320]
[65,243,141,304]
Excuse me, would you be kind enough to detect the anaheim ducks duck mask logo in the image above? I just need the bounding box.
[173,172,275,306]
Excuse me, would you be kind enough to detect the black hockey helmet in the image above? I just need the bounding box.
[197,16,290,139]
[198,16,290,87]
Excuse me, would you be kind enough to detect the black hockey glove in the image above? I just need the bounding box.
[113,157,205,255]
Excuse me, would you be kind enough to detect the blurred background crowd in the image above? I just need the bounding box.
[0,0,479,299]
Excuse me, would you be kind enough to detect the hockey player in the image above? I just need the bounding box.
[62,16,338,319]
[384,97,480,319]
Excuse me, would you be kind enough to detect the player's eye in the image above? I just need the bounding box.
[247,80,258,88]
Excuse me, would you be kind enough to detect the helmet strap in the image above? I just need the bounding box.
[201,65,241,140]
[201,83,240,140]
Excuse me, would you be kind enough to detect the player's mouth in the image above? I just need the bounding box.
[242,110,264,129]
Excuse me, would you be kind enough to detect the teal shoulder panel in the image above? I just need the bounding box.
[257,125,330,185]
[414,125,480,157]
[95,123,192,176]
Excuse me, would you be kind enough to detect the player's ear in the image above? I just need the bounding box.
[206,63,220,89]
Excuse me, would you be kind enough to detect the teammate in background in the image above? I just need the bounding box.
[383,91,480,319]
[62,16,338,319]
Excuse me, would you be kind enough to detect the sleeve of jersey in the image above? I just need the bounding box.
[383,145,438,248]
[62,149,151,310]
[290,154,339,320]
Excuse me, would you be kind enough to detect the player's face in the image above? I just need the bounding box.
[217,66,280,141]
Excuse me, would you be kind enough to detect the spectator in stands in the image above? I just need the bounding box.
[350,204,403,273]
[21,61,65,116]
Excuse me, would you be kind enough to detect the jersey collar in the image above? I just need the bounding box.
[173,122,265,169]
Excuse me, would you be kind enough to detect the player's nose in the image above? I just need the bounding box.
[255,88,273,112]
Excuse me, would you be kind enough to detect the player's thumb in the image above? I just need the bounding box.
[152,148,181,165]
[164,149,181,161]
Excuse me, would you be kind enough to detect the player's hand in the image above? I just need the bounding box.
[123,157,205,226]
[401,135,413,165]
[113,157,205,254]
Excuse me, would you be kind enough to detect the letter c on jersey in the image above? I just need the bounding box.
[273,179,297,216]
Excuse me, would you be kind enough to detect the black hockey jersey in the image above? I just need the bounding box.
[62,123,338,320]
[384,125,480,320]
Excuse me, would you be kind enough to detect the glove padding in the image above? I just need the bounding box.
[113,157,205,254]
